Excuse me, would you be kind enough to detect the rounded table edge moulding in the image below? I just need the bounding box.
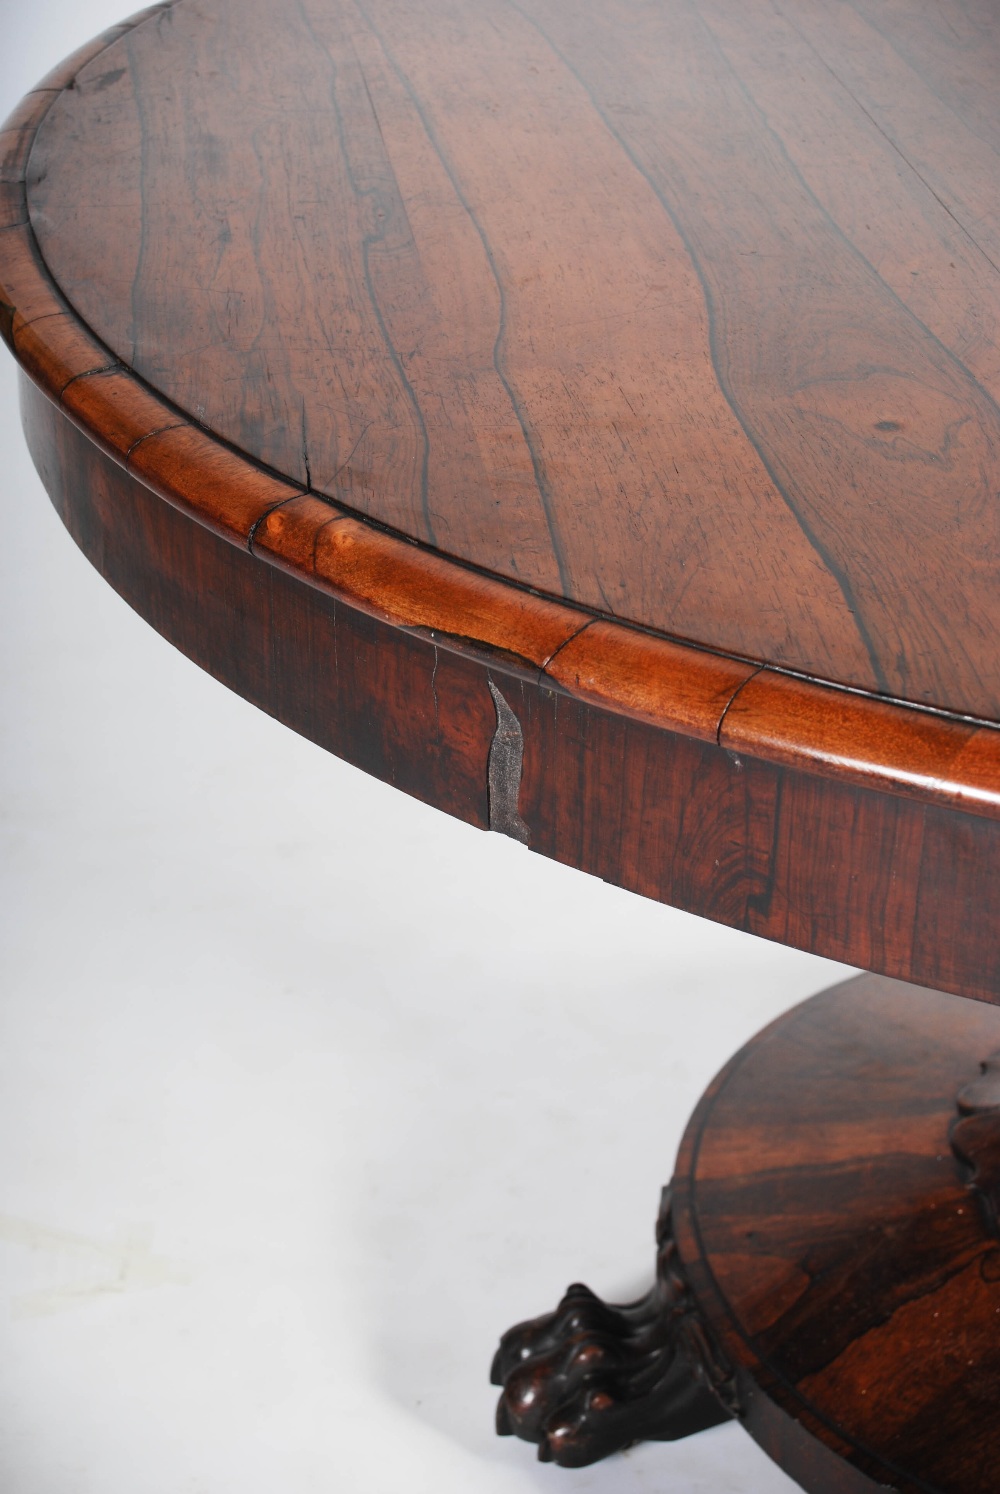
[4,4,1000,829]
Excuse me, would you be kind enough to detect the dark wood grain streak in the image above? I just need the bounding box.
[17,0,1000,718]
[4,6,1000,1005]
[7,13,1000,1490]
[21,376,497,830]
[671,975,1000,1494]
[21,375,1000,1005]
[4,7,1000,825]
[521,0,1000,710]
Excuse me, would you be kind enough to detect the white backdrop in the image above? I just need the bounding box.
[0,5,854,1491]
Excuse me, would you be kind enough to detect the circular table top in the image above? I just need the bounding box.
[13,0,1000,712]
[3,0,1000,997]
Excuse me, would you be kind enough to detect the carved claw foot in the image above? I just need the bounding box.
[491,1187,736,1467]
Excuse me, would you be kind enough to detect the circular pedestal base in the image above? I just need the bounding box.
[672,973,1000,1494]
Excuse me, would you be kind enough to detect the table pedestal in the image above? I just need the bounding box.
[493,975,1000,1493]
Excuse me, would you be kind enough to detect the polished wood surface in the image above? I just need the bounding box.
[493,972,1000,1490]
[7,11,1000,1490]
[19,0,1000,723]
[3,2,1000,1003]
[671,975,1000,1494]
[491,1189,735,1467]
[22,377,1000,1003]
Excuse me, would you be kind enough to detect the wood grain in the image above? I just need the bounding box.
[545,622,755,744]
[2,0,1000,816]
[15,0,1000,718]
[671,974,1000,1493]
[5,8,998,992]
[8,16,1000,1489]
[721,671,1000,820]
[254,498,584,672]
[20,373,1000,1005]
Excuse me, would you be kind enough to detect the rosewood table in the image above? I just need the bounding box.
[4,2,1000,1489]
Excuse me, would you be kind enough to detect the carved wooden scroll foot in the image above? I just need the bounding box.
[490,1188,735,1467]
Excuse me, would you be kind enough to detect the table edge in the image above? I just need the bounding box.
[3,7,1000,823]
